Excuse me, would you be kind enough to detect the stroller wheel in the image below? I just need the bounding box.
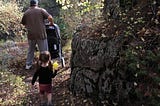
[61,57,65,68]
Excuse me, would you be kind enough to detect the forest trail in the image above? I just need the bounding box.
[8,42,93,106]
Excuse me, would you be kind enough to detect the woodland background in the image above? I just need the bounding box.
[0,0,160,106]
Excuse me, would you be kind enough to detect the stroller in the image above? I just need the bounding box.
[46,23,65,68]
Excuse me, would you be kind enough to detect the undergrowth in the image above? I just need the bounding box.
[0,0,25,41]
[0,40,29,105]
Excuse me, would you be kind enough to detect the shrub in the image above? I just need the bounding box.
[0,0,24,40]
[0,40,28,105]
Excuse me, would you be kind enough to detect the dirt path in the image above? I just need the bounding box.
[8,42,93,106]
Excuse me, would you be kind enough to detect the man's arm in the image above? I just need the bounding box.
[48,15,54,25]
[41,8,54,25]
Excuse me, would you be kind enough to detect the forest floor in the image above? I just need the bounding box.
[3,3,160,105]
[7,42,93,106]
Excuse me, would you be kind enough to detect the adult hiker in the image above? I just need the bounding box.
[21,0,54,70]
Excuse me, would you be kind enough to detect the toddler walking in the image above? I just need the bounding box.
[31,51,59,106]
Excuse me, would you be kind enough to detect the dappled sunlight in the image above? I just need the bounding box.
[0,40,94,105]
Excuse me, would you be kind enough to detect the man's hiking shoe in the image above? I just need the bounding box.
[25,64,32,70]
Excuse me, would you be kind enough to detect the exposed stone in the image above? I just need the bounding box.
[70,34,131,105]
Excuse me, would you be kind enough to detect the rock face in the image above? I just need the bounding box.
[69,1,160,105]
[70,34,135,105]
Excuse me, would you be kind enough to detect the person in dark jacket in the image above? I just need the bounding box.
[32,51,58,106]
